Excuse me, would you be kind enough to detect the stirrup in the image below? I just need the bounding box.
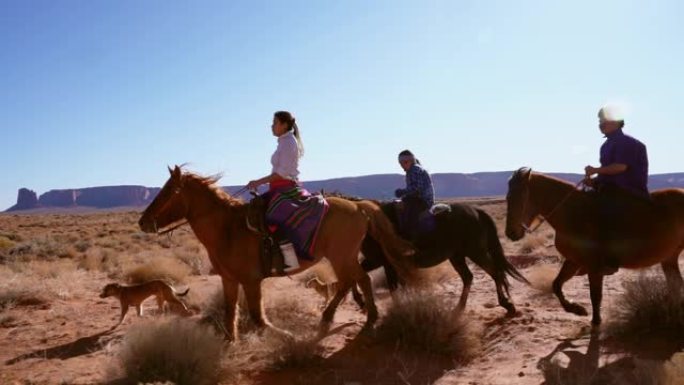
[261,235,288,277]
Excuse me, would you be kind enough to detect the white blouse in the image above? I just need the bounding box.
[271,130,301,181]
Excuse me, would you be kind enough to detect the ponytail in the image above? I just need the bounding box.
[292,121,305,157]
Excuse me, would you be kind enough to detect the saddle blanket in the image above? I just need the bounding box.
[266,185,329,260]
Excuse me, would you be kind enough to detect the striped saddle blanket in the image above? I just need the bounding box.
[265,185,329,260]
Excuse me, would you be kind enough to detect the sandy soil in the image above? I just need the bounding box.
[1,204,682,385]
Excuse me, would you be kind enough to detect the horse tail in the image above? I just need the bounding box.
[480,210,529,294]
[358,201,417,281]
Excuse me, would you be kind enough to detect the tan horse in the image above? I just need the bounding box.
[505,168,684,325]
[138,166,414,340]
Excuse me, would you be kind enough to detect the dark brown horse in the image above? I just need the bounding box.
[505,168,684,325]
[138,166,414,340]
[345,197,529,315]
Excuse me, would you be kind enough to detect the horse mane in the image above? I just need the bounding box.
[181,170,244,207]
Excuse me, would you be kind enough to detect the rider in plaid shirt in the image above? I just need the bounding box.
[395,150,435,239]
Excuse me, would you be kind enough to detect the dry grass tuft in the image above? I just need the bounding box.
[223,330,322,376]
[124,256,190,284]
[527,263,558,293]
[173,250,204,276]
[0,287,48,310]
[517,233,548,255]
[0,313,18,327]
[0,235,16,250]
[113,317,223,385]
[375,289,481,360]
[605,274,684,344]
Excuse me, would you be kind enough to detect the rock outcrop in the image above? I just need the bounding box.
[7,188,39,211]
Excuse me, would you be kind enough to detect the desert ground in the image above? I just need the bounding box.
[1,200,683,385]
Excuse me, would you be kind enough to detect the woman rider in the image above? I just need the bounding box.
[247,111,327,263]
[395,149,435,239]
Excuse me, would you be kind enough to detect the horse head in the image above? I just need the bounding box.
[505,167,538,241]
[139,165,189,233]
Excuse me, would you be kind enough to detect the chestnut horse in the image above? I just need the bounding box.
[505,168,684,325]
[138,166,414,340]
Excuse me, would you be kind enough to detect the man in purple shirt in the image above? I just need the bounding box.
[584,106,649,197]
[584,106,650,274]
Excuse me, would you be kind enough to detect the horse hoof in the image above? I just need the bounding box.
[566,303,588,316]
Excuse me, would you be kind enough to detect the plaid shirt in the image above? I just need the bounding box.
[395,163,435,207]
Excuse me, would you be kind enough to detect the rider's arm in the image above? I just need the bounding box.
[248,135,299,189]
[594,163,628,175]
[251,172,286,187]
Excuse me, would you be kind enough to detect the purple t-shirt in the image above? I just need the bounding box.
[596,129,649,197]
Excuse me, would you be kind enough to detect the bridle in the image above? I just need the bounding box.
[519,176,585,234]
[149,185,191,237]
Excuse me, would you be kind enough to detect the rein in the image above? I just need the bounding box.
[523,179,586,234]
[156,220,189,236]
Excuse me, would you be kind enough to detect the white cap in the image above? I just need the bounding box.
[598,105,624,122]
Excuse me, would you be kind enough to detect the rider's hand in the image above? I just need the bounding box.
[246,180,261,191]
[584,165,598,177]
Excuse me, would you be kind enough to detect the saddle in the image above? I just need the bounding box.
[394,200,450,239]
[246,194,288,277]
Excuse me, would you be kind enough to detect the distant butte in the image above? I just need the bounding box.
[6,172,684,212]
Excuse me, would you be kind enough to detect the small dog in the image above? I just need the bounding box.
[305,277,341,308]
[99,280,191,325]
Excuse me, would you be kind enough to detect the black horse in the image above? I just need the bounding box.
[347,199,528,315]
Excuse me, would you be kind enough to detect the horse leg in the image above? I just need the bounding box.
[661,253,683,292]
[384,263,400,292]
[355,272,378,329]
[469,250,516,315]
[243,280,293,338]
[350,285,366,310]
[588,272,604,326]
[553,260,588,316]
[320,281,352,334]
[221,278,239,341]
[448,255,473,312]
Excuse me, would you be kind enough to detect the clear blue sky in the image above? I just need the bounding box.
[2,0,683,209]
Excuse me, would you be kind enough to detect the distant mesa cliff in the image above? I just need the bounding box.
[6,172,684,212]
[6,186,160,212]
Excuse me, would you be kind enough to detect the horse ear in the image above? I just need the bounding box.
[170,165,182,182]
[523,167,532,181]
[168,165,173,175]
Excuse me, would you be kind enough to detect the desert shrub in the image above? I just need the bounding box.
[0,287,48,310]
[223,330,321,376]
[518,233,547,255]
[0,313,17,327]
[114,318,223,385]
[78,247,120,274]
[0,236,16,250]
[527,263,558,293]
[605,274,684,343]
[374,289,481,361]
[73,240,91,253]
[0,232,23,242]
[124,256,190,284]
[173,250,204,275]
[7,237,72,260]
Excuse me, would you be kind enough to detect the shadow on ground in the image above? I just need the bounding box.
[538,329,684,385]
[254,326,458,385]
[5,328,119,365]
